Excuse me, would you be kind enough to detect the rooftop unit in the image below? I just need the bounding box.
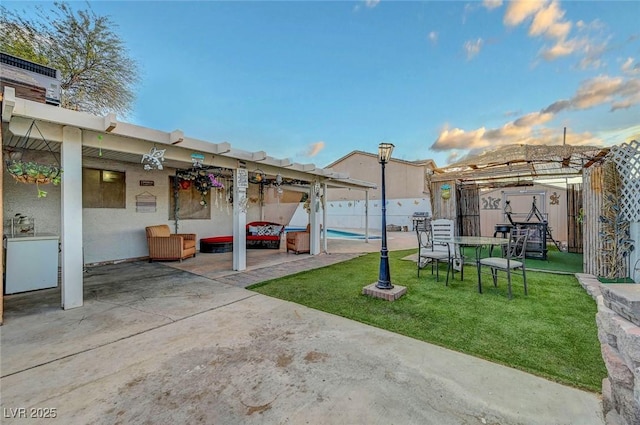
[0,52,61,106]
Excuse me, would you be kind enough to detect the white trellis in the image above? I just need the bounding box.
[608,139,640,222]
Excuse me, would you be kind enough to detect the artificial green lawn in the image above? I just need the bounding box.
[462,245,584,274]
[249,249,606,392]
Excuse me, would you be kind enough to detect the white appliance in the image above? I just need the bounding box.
[4,233,60,294]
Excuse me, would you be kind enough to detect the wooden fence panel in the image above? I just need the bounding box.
[457,184,480,236]
[583,166,604,276]
[430,179,457,222]
[567,183,583,253]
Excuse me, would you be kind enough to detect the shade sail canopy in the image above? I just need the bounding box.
[433,144,609,184]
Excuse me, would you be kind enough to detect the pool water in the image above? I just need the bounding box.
[285,228,381,240]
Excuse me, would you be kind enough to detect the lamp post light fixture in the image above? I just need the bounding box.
[376,142,394,290]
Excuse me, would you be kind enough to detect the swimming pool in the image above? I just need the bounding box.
[285,228,381,240]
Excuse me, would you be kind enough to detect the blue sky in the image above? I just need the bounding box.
[6,1,640,168]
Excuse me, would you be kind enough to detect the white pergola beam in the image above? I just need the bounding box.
[252,151,267,161]
[7,95,376,192]
[103,113,117,132]
[170,130,184,144]
[2,86,16,122]
[213,142,231,154]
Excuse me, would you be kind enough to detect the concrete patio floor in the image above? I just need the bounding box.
[1,234,604,424]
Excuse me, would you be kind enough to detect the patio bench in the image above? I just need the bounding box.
[246,221,284,249]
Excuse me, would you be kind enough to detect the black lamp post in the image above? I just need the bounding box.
[376,142,394,290]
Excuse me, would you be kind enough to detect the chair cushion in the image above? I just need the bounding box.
[201,236,233,244]
[479,257,523,269]
[419,251,450,260]
[183,239,196,249]
[256,225,282,236]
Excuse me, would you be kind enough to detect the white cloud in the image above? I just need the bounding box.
[433,73,640,153]
[543,76,640,113]
[353,0,380,12]
[610,79,640,111]
[540,39,577,60]
[504,0,546,27]
[482,0,503,11]
[299,141,325,158]
[573,76,630,109]
[446,151,462,164]
[513,112,554,127]
[432,121,599,152]
[576,39,609,70]
[528,1,571,40]
[621,57,634,72]
[428,31,438,45]
[464,38,484,60]
[432,126,487,150]
[502,0,611,69]
[622,57,640,75]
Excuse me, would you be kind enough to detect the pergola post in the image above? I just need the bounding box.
[233,168,248,271]
[309,182,321,255]
[322,182,328,253]
[61,126,83,309]
[365,189,369,242]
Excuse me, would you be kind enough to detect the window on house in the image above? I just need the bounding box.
[82,168,126,208]
[168,176,211,220]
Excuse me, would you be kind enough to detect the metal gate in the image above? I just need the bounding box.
[567,183,583,253]
[457,184,480,236]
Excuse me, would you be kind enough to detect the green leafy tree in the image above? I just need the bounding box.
[0,2,139,117]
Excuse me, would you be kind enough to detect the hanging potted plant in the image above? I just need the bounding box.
[5,121,64,198]
[6,159,63,198]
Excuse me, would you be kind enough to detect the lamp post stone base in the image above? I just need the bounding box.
[362,283,407,301]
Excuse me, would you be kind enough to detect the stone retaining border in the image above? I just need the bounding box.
[575,273,640,425]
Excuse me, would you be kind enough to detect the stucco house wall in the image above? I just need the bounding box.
[323,151,435,230]
[4,151,267,265]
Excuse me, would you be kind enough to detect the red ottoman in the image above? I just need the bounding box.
[200,236,233,253]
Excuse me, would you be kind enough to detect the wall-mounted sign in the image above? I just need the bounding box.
[136,192,157,213]
[236,168,249,189]
[139,180,155,186]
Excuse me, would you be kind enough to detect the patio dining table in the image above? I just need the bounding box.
[432,235,510,294]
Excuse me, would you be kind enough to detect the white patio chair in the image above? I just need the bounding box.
[417,218,459,285]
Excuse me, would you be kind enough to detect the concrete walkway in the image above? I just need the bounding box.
[1,241,604,424]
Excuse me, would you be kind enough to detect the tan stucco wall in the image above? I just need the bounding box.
[328,153,427,201]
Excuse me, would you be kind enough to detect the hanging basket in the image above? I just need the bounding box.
[7,160,62,185]
[4,120,63,197]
